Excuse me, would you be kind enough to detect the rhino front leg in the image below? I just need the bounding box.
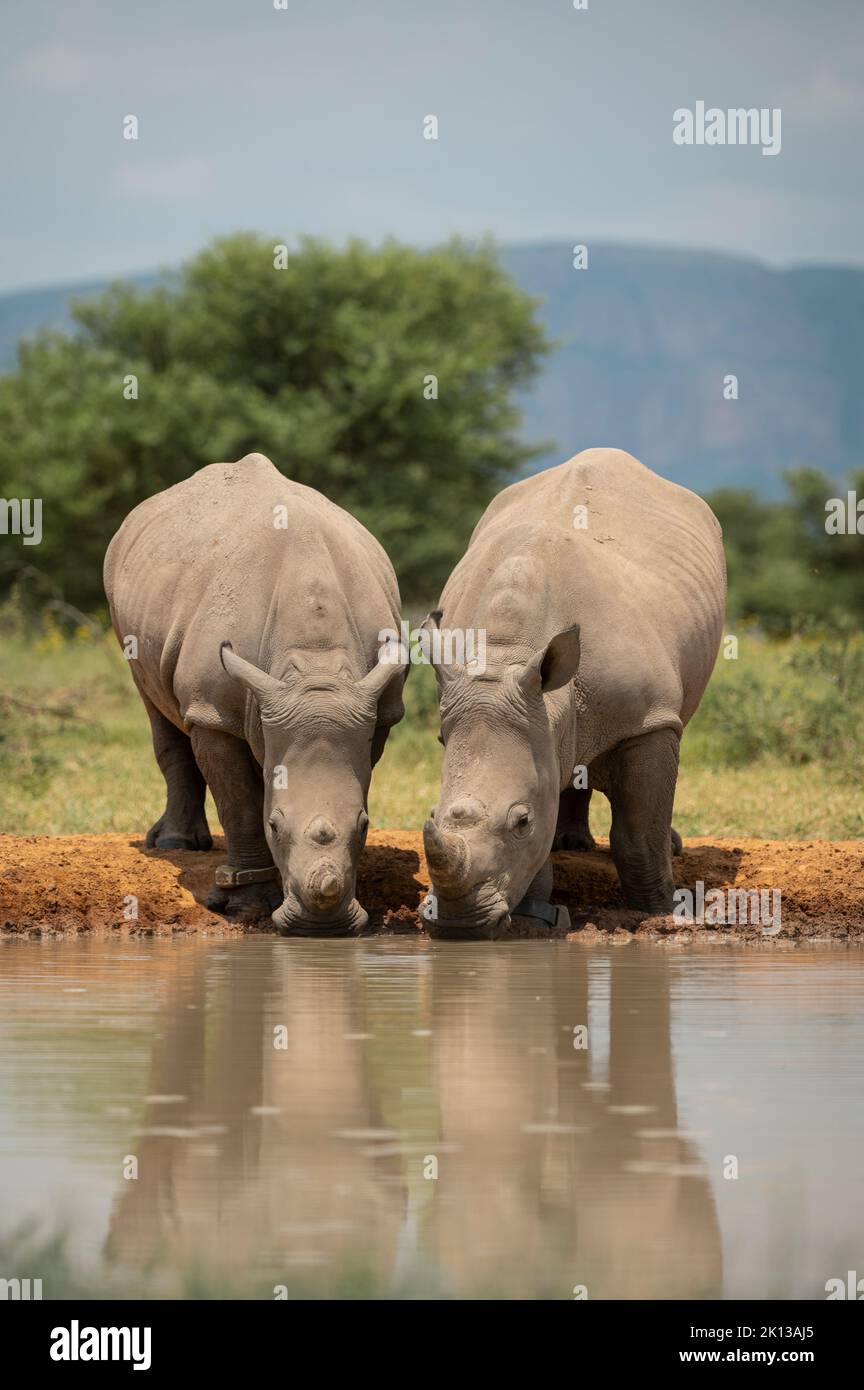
[143,697,212,851]
[554,785,596,851]
[189,728,282,922]
[606,727,679,915]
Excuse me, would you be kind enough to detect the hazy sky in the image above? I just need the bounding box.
[1,0,862,292]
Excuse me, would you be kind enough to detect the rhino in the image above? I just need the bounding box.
[422,449,726,938]
[104,454,408,934]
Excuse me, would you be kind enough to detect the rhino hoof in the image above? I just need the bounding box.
[206,879,283,922]
[146,815,213,852]
[153,833,213,851]
[554,829,596,852]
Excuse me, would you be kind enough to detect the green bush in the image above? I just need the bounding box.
[708,470,864,635]
[688,627,864,768]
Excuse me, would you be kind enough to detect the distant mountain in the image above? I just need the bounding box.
[2,243,863,496]
[500,243,864,494]
[0,272,160,369]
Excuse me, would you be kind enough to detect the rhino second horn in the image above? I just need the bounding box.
[423,818,470,890]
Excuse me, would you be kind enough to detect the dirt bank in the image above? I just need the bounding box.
[1,831,862,942]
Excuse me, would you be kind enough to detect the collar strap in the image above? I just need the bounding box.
[214,864,280,888]
[513,896,571,930]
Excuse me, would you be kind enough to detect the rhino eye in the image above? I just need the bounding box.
[507,804,533,838]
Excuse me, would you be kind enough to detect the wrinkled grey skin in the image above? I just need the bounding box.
[104,454,407,934]
[423,449,726,938]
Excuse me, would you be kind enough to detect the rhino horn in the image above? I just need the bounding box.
[423,818,470,889]
[305,860,344,911]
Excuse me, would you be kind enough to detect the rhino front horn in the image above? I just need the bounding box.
[423,818,470,890]
[305,861,343,910]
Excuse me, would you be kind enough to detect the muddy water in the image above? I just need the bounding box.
[1,937,862,1300]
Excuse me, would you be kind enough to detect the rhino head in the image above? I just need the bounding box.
[220,639,406,935]
[422,621,581,938]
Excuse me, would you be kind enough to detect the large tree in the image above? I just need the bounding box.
[0,234,549,610]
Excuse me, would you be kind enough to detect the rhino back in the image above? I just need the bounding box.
[104,454,400,737]
[440,449,726,762]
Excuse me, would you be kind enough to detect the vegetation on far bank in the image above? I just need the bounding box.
[2,603,862,841]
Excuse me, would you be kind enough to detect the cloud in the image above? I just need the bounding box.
[798,63,864,124]
[13,43,93,90]
[114,156,213,202]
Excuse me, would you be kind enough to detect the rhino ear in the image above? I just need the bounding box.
[220,641,286,706]
[518,624,581,697]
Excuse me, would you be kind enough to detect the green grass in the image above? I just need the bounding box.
[1,612,862,840]
[0,1221,432,1300]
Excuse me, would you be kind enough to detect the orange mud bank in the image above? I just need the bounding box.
[1,831,863,942]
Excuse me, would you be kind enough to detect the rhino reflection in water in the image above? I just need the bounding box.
[106,946,721,1299]
[104,945,410,1280]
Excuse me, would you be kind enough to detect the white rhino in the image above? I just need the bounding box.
[422,449,726,937]
[104,454,407,933]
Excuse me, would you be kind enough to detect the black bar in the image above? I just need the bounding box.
[4,1298,860,1374]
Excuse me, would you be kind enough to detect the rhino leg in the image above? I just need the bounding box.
[144,698,212,851]
[553,786,596,852]
[606,727,679,915]
[189,728,282,922]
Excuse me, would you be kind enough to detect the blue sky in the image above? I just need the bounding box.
[1,0,862,292]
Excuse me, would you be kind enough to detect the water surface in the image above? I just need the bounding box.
[1,936,862,1299]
